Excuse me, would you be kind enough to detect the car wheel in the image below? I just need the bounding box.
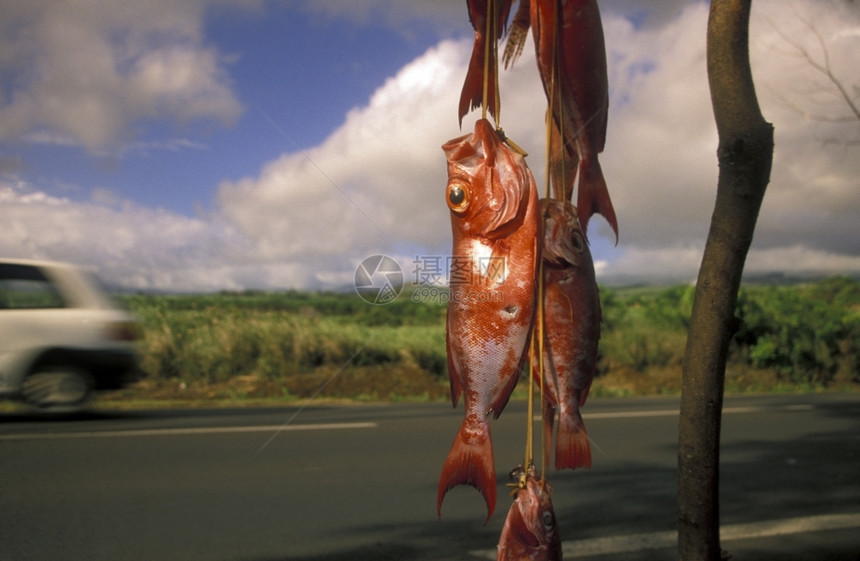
[22,366,94,413]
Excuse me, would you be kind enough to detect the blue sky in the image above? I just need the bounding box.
[1,0,858,291]
[4,2,456,215]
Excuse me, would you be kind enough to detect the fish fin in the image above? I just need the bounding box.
[490,273,538,419]
[458,0,514,127]
[489,365,521,421]
[448,356,462,408]
[460,0,483,120]
[446,313,462,408]
[448,358,463,408]
[577,157,618,244]
[579,383,592,407]
[437,416,497,522]
[502,0,530,69]
[555,404,592,470]
[458,37,489,127]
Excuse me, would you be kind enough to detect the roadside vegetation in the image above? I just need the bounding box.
[107,277,859,405]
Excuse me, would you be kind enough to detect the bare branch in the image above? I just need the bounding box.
[765,4,860,123]
[765,85,856,123]
[799,10,860,119]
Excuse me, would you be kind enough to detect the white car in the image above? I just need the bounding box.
[0,259,140,412]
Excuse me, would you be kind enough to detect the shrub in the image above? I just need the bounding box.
[120,277,859,400]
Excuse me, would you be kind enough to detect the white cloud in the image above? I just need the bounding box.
[212,34,556,290]
[598,3,717,250]
[0,0,858,291]
[294,0,466,36]
[0,0,243,152]
[212,0,860,289]
[215,39,473,285]
[748,0,860,259]
[744,245,860,277]
[588,0,860,281]
[0,179,250,292]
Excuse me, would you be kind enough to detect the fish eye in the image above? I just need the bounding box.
[446,181,470,212]
[542,511,554,530]
[570,231,585,252]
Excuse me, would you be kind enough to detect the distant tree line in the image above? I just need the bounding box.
[120,277,858,397]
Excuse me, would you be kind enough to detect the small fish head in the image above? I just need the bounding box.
[499,475,562,561]
[541,198,589,270]
[522,477,559,549]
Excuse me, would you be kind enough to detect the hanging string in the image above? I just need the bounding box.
[524,46,555,489]
[482,0,496,122]
[524,337,535,476]
[493,0,501,126]
[536,257,548,480]
[536,0,565,487]
[552,0,567,204]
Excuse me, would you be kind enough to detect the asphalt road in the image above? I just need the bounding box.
[1,394,858,561]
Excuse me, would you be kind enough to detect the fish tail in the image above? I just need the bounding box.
[458,41,500,127]
[555,405,592,470]
[458,37,486,127]
[502,0,530,69]
[437,416,497,522]
[577,156,618,244]
[459,0,509,128]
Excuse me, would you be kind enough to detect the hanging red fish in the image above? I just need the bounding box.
[438,118,541,522]
[497,466,562,561]
[536,198,600,470]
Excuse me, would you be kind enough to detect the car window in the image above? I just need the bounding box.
[0,264,67,309]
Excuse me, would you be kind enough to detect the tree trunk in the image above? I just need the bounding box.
[677,1,774,560]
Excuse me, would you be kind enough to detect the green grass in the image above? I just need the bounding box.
[99,277,860,406]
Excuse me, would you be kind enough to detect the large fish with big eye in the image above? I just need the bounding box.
[437,118,540,522]
[535,198,600,471]
[496,465,562,561]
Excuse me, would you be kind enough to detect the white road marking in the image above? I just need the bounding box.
[584,409,681,419]
[0,421,377,441]
[4,403,813,441]
[586,406,777,419]
[534,403,815,421]
[470,512,860,559]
